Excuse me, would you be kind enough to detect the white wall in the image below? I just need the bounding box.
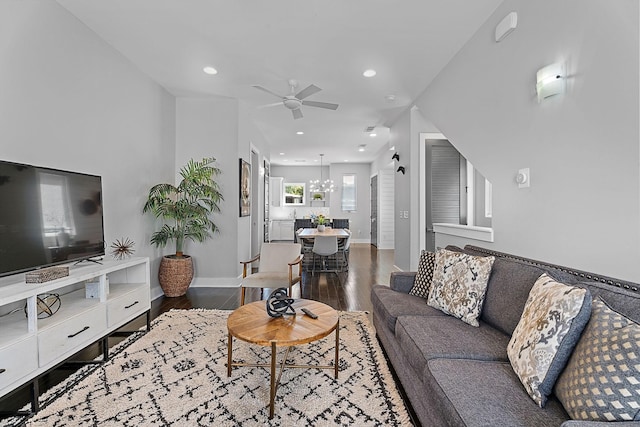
[175,97,241,282]
[0,1,176,293]
[416,0,640,281]
[329,162,372,243]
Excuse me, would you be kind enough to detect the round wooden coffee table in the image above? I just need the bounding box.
[227,299,340,419]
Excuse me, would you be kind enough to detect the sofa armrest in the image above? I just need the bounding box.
[389,271,416,294]
[561,421,640,427]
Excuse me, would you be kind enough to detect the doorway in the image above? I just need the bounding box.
[370,174,378,247]
[424,139,467,251]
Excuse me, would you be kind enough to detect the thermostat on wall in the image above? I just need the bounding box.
[516,168,530,188]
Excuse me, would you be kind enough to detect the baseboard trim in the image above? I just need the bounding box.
[191,277,242,288]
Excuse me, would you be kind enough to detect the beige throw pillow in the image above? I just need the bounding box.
[426,249,495,327]
[507,273,591,407]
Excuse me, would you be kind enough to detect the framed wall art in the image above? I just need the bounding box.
[239,158,251,217]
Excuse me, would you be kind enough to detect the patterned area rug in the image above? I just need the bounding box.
[14,309,411,426]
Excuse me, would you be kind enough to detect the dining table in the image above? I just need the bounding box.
[296,228,350,273]
[296,228,350,239]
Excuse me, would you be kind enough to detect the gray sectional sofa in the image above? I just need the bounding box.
[371,245,640,427]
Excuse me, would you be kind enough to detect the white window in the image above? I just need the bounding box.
[484,179,493,218]
[341,174,356,211]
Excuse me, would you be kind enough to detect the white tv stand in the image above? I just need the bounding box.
[0,257,150,414]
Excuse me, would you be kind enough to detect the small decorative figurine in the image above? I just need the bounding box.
[23,293,62,319]
[110,237,135,260]
[266,288,296,317]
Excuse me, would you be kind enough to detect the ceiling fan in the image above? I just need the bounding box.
[252,79,339,120]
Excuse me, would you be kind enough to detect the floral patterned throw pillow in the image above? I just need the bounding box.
[507,273,592,407]
[426,249,495,327]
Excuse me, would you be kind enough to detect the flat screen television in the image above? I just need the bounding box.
[0,160,105,277]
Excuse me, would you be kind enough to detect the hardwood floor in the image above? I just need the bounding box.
[152,243,394,316]
[0,243,396,418]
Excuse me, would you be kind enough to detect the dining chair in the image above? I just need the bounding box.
[338,229,352,271]
[294,219,313,242]
[332,218,349,229]
[239,243,303,305]
[311,235,338,276]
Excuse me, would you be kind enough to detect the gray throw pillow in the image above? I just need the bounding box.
[408,250,435,299]
[507,273,592,407]
[555,298,640,421]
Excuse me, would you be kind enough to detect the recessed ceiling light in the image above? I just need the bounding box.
[358,144,366,152]
[279,152,285,155]
[203,66,218,75]
[344,160,349,162]
[296,131,304,135]
[363,69,377,77]
[385,94,396,102]
[369,133,377,137]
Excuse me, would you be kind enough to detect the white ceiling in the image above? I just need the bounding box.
[56,0,502,166]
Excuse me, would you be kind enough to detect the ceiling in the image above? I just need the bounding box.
[56,0,502,166]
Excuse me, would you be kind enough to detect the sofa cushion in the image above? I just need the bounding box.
[371,285,446,333]
[480,257,547,335]
[395,315,509,376]
[508,273,592,407]
[408,250,435,298]
[426,358,569,427]
[555,298,640,422]
[577,281,640,324]
[427,248,495,327]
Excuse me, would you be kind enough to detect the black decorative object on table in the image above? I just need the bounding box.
[266,288,295,317]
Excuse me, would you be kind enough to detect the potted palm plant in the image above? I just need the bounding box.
[143,157,223,297]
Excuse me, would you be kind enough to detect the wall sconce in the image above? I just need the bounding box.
[392,152,400,161]
[396,166,405,174]
[536,62,565,102]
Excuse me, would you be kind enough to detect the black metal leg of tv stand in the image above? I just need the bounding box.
[0,380,39,419]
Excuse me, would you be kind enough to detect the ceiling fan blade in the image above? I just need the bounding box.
[257,102,283,109]
[252,85,284,99]
[292,108,303,120]
[295,84,322,100]
[302,100,339,110]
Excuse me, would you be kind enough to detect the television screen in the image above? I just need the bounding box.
[0,161,105,277]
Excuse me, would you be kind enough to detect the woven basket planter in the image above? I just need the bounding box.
[158,255,194,297]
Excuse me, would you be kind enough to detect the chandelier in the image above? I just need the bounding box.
[309,154,334,193]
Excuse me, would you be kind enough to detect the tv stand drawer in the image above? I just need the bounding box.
[38,305,107,367]
[0,337,38,392]
[108,286,150,327]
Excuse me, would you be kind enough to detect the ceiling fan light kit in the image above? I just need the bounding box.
[253,79,339,120]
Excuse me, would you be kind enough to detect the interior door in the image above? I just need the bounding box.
[370,175,378,247]
[425,140,465,251]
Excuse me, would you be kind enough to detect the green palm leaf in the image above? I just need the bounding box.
[143,157,223,257]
